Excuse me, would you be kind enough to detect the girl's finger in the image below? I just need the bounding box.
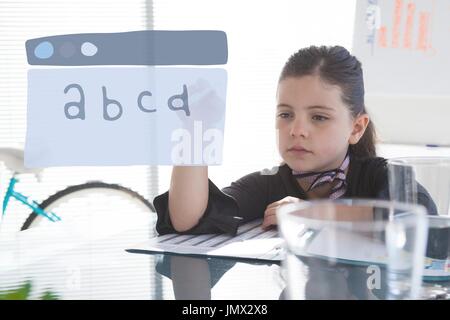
[262,214,278,229]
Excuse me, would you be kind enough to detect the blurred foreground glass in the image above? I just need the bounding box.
[388,157,450,295]
[278,200,428,300]
[388,157,450,216]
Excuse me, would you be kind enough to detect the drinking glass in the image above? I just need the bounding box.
[388,157,450,298]
[278,199,428,300]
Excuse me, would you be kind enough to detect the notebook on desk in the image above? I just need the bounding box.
[128,219,284,261]
[127,219,450,279]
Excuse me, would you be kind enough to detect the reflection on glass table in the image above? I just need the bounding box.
[1,213,449,300]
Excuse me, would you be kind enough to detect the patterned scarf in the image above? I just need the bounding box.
[292,151,350,200]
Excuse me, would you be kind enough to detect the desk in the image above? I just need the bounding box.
[0,216,283,300]
[0,216,448,300]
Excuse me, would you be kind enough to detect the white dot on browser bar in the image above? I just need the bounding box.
[81,42,98,57]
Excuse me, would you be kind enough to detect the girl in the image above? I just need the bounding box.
[154,45,435,235]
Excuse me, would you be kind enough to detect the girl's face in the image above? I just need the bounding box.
[276,75,368,172]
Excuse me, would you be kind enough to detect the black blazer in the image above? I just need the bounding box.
[154,156,437,235]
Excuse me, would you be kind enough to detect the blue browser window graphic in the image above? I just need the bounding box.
[25,30,228,167]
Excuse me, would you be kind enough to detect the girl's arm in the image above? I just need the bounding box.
[168,166,209,232]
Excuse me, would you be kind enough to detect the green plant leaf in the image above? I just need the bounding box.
[40,291,59,300]
[0,281,32,300]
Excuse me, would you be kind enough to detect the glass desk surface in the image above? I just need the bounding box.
[1,215,449,300]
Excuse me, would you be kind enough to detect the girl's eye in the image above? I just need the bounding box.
[277,112,291,119]
[312,115,329,121]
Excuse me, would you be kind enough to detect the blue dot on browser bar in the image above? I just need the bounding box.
[34,41,54,59]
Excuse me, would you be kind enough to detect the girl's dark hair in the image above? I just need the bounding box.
[279,45,377,159]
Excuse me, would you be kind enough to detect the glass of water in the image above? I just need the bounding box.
[277,199,428,300]
[388,157,450,216]
[388,157,450,298]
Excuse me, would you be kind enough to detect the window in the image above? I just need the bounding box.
[0,0,162,299]
[0,0,158,232]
